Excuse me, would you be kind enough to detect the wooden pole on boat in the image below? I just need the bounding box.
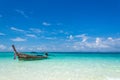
[12,45,19,58]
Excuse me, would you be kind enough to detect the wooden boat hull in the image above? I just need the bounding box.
[12,45,48,60]
[17,53,48,60]
[16,54,47,60]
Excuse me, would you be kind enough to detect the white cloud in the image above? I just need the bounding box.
[0,32,6,36]
[26,34,37,38]
[37,47,44,51]
[0,45,6,50]
[42,22,51,26]
[15,9,28,18]
[10,46,26,51]
[27,46,47,51]
[67,34,88,42]
[69,35,74,40]
[95,37,101,45]
[59,30,69,35]
[70,37,120,52]
[75,34,88,42]
[30,28,42,33]
[64,34,120,51]
[11,37,26,42]
[18,47,26,51]
[11,27,25,32]
[75,34,85,38]
[107,37,113,41]
[105,38,120,48]
[42,22,63,26]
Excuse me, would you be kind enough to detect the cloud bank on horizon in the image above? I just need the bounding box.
[0,26,120,52]
[0,0,120,52]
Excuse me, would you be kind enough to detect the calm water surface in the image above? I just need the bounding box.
[0,52,120,80]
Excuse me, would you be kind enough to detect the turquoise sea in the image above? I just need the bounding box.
[0,52,120,80]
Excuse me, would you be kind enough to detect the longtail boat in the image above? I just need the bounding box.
[12,45,48,60]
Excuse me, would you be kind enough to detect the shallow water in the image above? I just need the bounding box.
[0,52,120,80]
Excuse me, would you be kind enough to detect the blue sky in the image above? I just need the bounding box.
[0,0,120,52]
